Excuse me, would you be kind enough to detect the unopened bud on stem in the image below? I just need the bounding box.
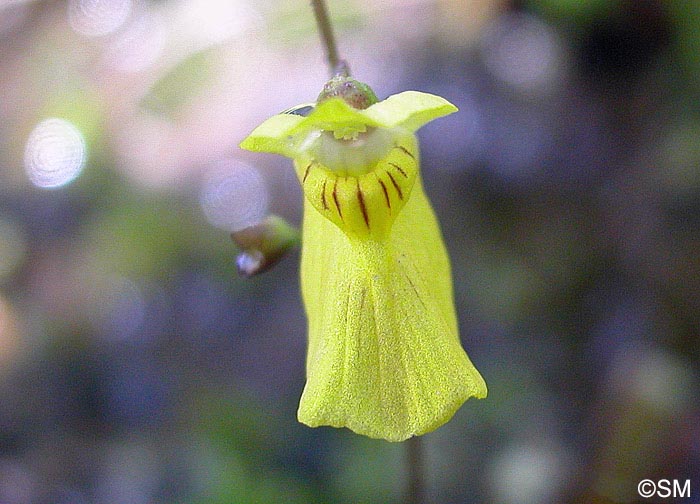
[231,215,299,277]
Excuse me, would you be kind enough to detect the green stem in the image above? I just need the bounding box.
[310,0,343,75]
[406,436,426,504]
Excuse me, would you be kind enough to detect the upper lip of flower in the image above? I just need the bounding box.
[297,98,381,138]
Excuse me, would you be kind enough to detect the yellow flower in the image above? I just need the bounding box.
[241,86,487,441]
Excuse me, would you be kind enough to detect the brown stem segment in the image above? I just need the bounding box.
[406,436,426,504]
[311,0,342,75]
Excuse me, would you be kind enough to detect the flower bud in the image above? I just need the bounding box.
[231,215,299,277]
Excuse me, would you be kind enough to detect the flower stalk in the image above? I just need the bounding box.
[311,0,341,75]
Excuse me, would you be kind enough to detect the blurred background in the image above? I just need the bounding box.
[1,0,699,502]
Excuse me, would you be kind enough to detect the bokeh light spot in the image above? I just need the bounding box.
[68,0,132,37]
[489,443,570,504]
[200,160,269,233]
[481,13,563,94]
[104,10,166,73]
[24,118,87,189]
[613,345,696,415]
[178,0,260,46]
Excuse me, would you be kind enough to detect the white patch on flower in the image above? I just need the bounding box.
[302,127,399,176]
